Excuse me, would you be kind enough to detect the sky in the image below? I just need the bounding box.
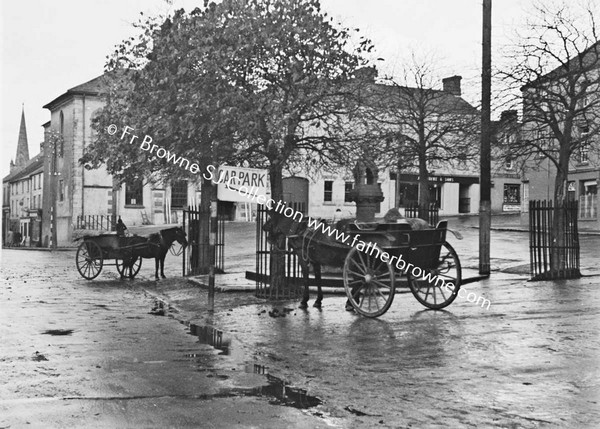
[1,0,529,179]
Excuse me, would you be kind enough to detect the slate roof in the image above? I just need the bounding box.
[3,152,44,183]
[43,74,108,110]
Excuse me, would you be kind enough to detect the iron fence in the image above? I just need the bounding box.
[529,199,580,280]
[75,215,116,231]
[252,205,302,299]
[182,205,225,276]
[404,202,440,227]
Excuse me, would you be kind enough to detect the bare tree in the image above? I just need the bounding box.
[500,1,600,273]
[359,55,479,217]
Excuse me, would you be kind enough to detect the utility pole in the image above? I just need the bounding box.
[479,0,492,275]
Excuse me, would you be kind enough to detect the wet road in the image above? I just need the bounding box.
[0,250,332,428]
[2,220,600,428]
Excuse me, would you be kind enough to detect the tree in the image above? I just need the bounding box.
[83,8,246,273]
[500,1,600,274]
[83,0,373,290]
[211,0,373,295]
[360,56,479,218]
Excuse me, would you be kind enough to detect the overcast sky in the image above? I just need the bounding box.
[1,0,528,179]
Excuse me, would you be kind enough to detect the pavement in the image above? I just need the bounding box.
[2,218,600,427]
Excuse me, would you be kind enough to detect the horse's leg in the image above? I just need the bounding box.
[313,264,323,308]
[299,261,309,309]
[160,252,166,278]
[155,256,160,279]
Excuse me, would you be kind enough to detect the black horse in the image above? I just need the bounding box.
[263,209,438,310]
[123,227,188,279]
[263,212,349,309]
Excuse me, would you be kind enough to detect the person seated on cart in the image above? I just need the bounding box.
[116,216,127,247]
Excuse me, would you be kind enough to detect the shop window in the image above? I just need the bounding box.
[503,184,520,204]
[344,182,353,203]
[58,179,64,202]
[171,180,188,208]
[324,180,333,202]
[125,179,143,206]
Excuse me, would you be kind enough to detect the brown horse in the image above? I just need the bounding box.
[123,227,188,279]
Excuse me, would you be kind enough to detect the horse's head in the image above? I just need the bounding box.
[262,211,303,245]
[173,227,188,248]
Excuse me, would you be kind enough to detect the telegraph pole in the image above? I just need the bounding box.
[479,0,492,274]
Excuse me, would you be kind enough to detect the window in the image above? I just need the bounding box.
[324,180,333,202]
[505,157,514,170]
[171,180,188,208]
[58,179,64,202]
[125,179,143,206]
[344,182,353,203]
[503,184,520,204]
[579,144,590,164]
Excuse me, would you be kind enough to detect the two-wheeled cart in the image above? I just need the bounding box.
[75,234,148,280]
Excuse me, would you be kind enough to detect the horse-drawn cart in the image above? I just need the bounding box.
[75,234,145,280]
[75,227,188,281]
[340,220,461,318]
[266,214,461,318]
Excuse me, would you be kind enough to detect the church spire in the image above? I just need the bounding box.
[15,104,30,168]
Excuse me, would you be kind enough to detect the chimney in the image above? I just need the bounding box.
[442,75,462,96]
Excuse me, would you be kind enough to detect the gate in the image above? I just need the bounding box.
[253,205,302,299]
[405,203,440,226]
[182,205,225,276]
[529,200,580,280]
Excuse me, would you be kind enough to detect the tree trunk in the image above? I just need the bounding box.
[196,175,215,275]
[268,165,288,299]
[418,154,431,220]
[551,151,569,274]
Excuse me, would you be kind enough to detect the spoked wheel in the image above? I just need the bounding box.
[343,246,395,318]
[407,241,461,310]
[116,256,142,279]
[76,241,103,280]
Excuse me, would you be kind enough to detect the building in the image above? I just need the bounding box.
[2,108,45,246]
[491,110,527,214]
[519,41,600,228]
[278,75,482,221]
[41,75,199,246]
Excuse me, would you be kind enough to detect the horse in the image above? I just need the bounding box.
[263,212,347,309]
[122,227,188,279]
[263,208,441,311]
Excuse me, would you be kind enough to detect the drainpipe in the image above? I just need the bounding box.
[81,95,85,218]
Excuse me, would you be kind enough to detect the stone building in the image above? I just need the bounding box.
[2,108,44,246]
[41,75,196,246]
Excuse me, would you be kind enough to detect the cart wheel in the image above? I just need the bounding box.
[407,241,461,309]
[76,241,103,280]
[116,256,142,279]
[343,246,395,318]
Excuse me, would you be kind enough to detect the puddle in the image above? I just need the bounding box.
[187,325,321,409]
[42,329,74,336]
[233,373,322,409]
[189,324,231,355]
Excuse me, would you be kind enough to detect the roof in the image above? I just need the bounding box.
[522,40,600,91]
[363,81,478,115]
[3,152,44,183]
[43,74,108,110]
